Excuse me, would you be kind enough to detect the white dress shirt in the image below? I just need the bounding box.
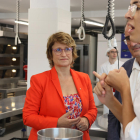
[120,59,140,140]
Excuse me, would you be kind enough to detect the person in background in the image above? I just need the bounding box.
[93,22,140,140]
[99,45,124,115]
[99,46,124,76]
[23,32,97,140]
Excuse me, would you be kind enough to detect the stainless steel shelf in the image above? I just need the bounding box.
[0,95,26,119]
[0,65,20,70]
[89,113,107,138]
[0,54,20,57]
[0,30,28,39]
[0,86,27,93]
[0,77,20,85]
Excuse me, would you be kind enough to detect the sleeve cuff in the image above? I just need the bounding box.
[124,117,140,140]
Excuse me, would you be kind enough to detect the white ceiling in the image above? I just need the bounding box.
[0,0,30,13]
[71,0,129,11]
[0,0,130,29]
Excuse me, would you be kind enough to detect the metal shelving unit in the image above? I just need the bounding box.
[0,66,20,70]
[0,25,28,134]
[0,54,20,57]
[0,36,26,82]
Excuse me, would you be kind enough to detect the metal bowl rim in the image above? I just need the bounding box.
[37,128,83,139]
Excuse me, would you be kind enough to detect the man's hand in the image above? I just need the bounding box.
[106,67,130,94]
[93,71,114,106]
[93,71,107,95]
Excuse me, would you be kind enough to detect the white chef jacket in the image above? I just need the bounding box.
[99,60,124,75]
[120,59,140,140]
[99,60,124,114]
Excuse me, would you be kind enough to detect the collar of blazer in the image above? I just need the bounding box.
[50,66,85,116]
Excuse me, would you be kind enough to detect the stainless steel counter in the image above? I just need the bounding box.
[0,95,25,119]
[0,85,27,99]
[0,95,107,138]
[89,118,107,138]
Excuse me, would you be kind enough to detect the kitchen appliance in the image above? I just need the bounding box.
[72,34,97,82]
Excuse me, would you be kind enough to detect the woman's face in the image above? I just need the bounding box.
[125,0,140,43]
[52,42,73,68]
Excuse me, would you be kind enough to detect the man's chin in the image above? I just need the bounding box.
[132,53,140,58]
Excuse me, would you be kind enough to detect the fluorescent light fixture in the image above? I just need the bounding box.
[15,20,29,25]
[12,69,16,73]
[12,46,17,50]
[12,58,16,61]
[84,19,104,27]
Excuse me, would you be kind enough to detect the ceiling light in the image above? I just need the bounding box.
[12,58,16,61]
[12,46,17,50]
[84,19,104,27]
[15,20,29,25]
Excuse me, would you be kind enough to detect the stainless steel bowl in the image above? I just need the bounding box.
[37,128,83,140]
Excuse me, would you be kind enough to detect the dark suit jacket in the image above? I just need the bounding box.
[107,58,135,140]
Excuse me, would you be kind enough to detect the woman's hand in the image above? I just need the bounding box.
[57,111,81,128]
[76,117,89,131]
[105,67,130,94]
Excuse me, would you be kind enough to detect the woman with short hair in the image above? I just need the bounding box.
[23,32,97,140]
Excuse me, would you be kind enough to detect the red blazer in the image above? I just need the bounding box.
[23,67,97,140]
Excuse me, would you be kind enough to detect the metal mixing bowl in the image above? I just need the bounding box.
[37,128,83,140]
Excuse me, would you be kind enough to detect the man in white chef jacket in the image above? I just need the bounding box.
[99,46,124,77]
[97,42,124,130]
[99,44,124,115]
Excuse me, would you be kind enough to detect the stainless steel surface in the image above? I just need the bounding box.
[0,95,106,138]
[91,81,98,84]
[72,35,91,45]
[0,54,20,57]
[90,118,107,132]
[0,95,25,119]
[0,84,27,98]
[89,112,107,138]
[73,35,97,82]
[37,128,83,140]
[0,86,27,93]
[0,37,26,84]
[18,80,27,86]
[0,26,14,32]
[0,65,20,70]
[0,77,20,85]
[0,38,15,45]
[19,44,24,79]
[89,119,107,138]
[75,45,83,72]
[0,30,27,39]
